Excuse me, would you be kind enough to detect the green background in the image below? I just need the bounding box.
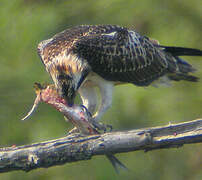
[0,0,202,179]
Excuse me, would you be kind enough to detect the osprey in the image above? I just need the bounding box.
[37,25,202,124]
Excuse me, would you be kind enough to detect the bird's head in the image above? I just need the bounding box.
[49,66,77,107]
[57,73,76,107]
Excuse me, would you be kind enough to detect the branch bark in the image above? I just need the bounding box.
[1,119,202,173]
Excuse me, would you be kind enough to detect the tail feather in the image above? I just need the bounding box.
[175,57,196,73]
[106,154,128,174]
[160,46,202,56]
[160,45,201,82]
[168,73,199,82]
[167,56,199,82]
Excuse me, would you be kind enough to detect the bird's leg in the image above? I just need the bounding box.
[78,84,107,131]
[78,84,97,115]
[78,80,114,132]
[93,82,114,121]
[91,82,114,132]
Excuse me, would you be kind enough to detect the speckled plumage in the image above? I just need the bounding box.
[37,25,202,120]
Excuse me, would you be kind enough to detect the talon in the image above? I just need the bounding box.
[104,124,113,133]
[106,124,113,132]
[80,104,92,117]
[67,127,79,135]
[91,120,113,133]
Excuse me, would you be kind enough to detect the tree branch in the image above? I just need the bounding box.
[1,119,202,173]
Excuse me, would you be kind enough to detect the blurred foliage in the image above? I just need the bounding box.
[0,0,202,179]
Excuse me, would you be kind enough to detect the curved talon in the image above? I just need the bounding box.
[80,104,92,117]
[92,121,113,133]
[92,122,104,131]
[79,104,113,133]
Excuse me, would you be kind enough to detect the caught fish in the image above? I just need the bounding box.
[22,83,128,173]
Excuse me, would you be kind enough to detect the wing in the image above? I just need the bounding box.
[72,25,178,86]
[37,25,122,67]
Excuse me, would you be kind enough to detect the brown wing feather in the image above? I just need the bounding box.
[37,25,184,87]
[72,25,177,86]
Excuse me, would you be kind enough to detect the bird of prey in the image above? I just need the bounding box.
[37,25,202,125]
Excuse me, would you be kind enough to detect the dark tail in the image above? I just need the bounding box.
[160,46,202,56]
[160,46,202,82]
[106,154,128,174]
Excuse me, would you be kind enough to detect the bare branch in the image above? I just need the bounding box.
[1,119,202,173]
